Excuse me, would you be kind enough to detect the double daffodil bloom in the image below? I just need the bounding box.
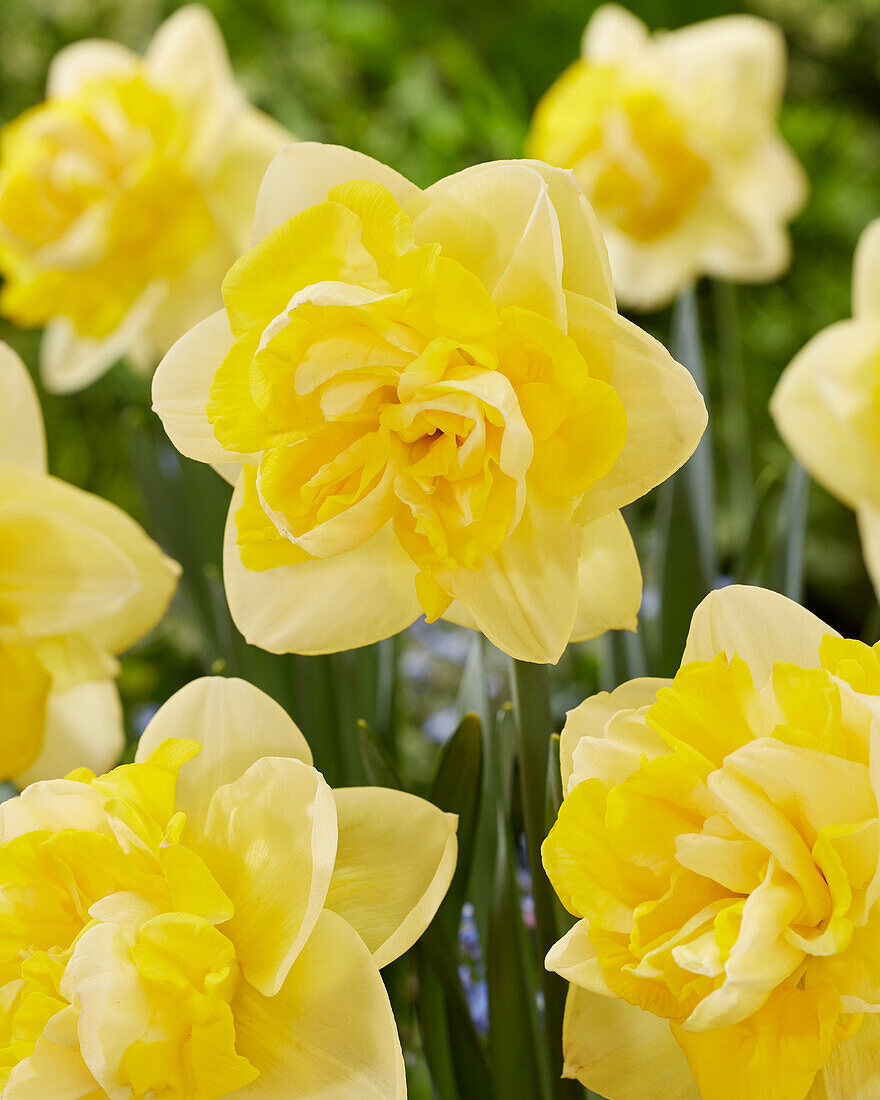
[527,5,807,310]
[152,141,706,663]
[0,676,457,1097]
[772,218,880,600]
[0,342,178,785]
[544,585,880,1100]
[0,5,289,392]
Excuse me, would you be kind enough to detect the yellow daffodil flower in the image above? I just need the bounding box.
[772,218,880,601]
[0,5,290,393]
[152,141,706,663]
[0,342,178,785]
[544,584,880,1100]
[527,4,807,310]
[0,675,457,1097]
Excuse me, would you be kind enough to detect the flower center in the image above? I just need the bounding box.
[0,742,257,1097]
[531,63,710,242]
[0,73,214,337]
[208,179,627,617]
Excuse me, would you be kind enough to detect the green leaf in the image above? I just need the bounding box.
[655,285,717,676]
[431,712,483,923]
[487,705,551,1099]
[769,459,810,601]
[357,718,406,791]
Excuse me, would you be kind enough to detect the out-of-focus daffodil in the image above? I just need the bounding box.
[0,342,178,785]
[0,675,457,1098]
[772,218,880,600]
[0,5,290,393]
[152,141,706,663]
[527,4,807,311]
[543,585,880,1100]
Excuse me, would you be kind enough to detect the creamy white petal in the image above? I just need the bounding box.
[252,142,421,245]
[561,983,699,1099]
[232,909,405,1099]
[14,680,123,787]
[570,511,641,642]
[325,787,457,968]
[854,218,880,320]
[0,342,46,472]
[202,757,338,995]
[771,318,880,511]
[136,676,312,837]
[858,503,880,602]
[46,40,138,97]
[683,585,834,685]
[152,309,237,466]
[223,482,421,654]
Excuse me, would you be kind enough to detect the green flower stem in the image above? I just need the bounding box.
[510,658,580,1098]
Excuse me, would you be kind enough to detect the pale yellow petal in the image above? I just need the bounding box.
[562,982,699,1099]
[546,918,612,994]
[223,480,420,654]
[854,218,880,319]
[520,160,616,308]
[810,1009,880,1099]
[152,308,239,466]
[438,494,580,664]
[771,318,880,512]
[45,39,138,97]
[209,104,291,259]
[325,787,457,968]
[567,293,707,524]
[858,503,880,601]
[202,757,338,996]
[0,467,179,654]
[722,738,875,840]
[252,142,421,245]
[0,342,46,473]
[3,1005,99,1099]
[0,491,141,639]
[560,678,669,793]
[582,4,649,61]
[655,16,787,120]
[146,235,233,358]
[15,679,124,787]
[683,585,834,685]
[571,510,641,642]
[413,163,567,326]
[136,676,312,836]
[232,909,405,1099]
[145,4,235,153]
[40,284,164,394]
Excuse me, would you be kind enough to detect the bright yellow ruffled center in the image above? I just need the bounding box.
[544,636,880,1100]
[0,72,213,337]
[208,179,626,618]
[527,62,710,242]
[0,740,258,1098]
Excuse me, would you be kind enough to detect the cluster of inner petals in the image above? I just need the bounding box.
[0,72,212,337]
[0,740,256,1098]
[546,635,880,1062]
[208,178,626,617]
[530,62,711,241]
